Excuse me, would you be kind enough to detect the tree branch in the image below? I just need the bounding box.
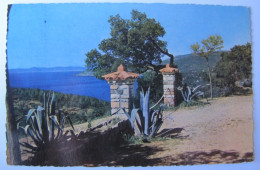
[149,38,175,66]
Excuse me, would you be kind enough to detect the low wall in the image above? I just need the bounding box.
[42,116,133,166]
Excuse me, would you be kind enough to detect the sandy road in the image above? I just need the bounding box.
[143,95,254,165]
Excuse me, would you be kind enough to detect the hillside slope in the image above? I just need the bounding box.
[162,51,224,87]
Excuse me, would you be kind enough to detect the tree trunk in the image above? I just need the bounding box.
[149,38,174,66]
[6,69,21,165]
[6,4,21,165]
[206,59,213,99]
[169,55,174,67]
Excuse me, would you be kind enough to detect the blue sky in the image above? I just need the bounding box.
[7,3,251,69]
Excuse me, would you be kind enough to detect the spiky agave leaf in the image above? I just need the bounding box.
[49,92,56,140]
[149,108,163,137]
[143,88,150,136]
[15,116,24,123]
[30,116,43,142]
[49,115,60,127]
[43,93,46,109]
[50,93,56,140]
[130,109,142,135]
[55,110,63,139]
[50,92,55,115]
[140,88,144,112]
[150,110,159,124]
[66,115,75,131]
[35,106,44,136]
[122,108,131,121]
[42,114,50,143]
[150,109,162,124]
[192,85,201,93]
[123,108,141,135]
[23,125,30,135]
[184,88,188,100]
[20,142,38,151]
[55,114,66,140]
[26,109,36,123]
[190,91,204,100]
[41,92,50,142]
[187,86,191,100]
[179,89,186,102]
[27,127,41,147]
[23,150,37,154]
[46,95,51,141]
[61,115,67,129]
[57,130,70,142]
[49,115,63,133]
[134,109,145,135]
[17,122,20,130]
[149,118,163,137]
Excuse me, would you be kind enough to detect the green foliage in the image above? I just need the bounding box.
[85,10,172,78]
[213,43,252,95]
[87,120,92,129]
[85,10,177,105]
[122,132,170,145]
[123,88,164,138]
[12,88,110,137]
[121,134,146,144]
[178,100,208,108]
[191,35,224,98]
[136,69,163,105]
[19,92,75,157]
[162,52,225,98]
[111,117,121,126]
[191,35,224,60]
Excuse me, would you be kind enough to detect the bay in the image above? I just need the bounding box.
[8,71,111,101]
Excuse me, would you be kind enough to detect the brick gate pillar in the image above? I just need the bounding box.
[102,65,139,114]
[159,64,179,107]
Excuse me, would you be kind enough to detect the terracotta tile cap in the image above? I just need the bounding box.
[159,64,179,73]
[102,64,139,81]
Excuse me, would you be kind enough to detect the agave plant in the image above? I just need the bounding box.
[19,92,75,156]
[177,84,204,103]
[123,88,163,137]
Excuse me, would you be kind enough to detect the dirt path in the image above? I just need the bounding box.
[102,95,254,166]
[163,94,253,154]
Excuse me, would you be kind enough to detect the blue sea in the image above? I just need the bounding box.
[8,71,111,101]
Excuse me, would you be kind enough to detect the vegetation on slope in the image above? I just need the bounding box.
[11,88,110,138]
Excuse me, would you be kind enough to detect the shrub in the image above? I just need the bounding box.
[177,84,204,103]
[136,70,163,105]
[123,88,164,138]
[213,43,252,96]
[12,88,110,127]
[19,92,75,159]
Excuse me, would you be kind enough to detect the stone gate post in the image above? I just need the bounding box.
[102,65,139,114]
[159,64,179,107]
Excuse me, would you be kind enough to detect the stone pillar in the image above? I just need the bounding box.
[110,80,135,114]
[163,73,175,106]
[102,65,139,114]
[160,64,179,107]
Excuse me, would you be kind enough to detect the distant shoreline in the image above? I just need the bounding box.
[76,70,94,77]
[8,66,86,73]
[8,66,94,77]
